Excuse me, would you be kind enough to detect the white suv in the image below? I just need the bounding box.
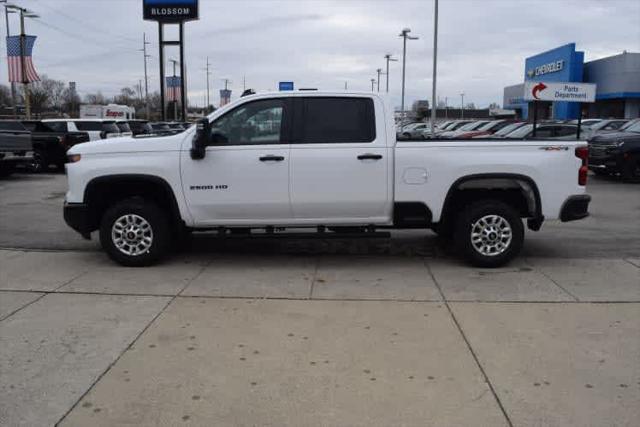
[43,119,121,141]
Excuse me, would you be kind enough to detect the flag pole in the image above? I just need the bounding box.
[18,7,30,119]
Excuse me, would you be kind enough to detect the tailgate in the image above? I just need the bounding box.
[0,130,32,152]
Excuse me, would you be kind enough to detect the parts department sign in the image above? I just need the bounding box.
[524,81,596,103]
[143,0,198,22]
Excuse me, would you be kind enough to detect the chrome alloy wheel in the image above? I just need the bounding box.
[111,214,154,256]
[470,214,513,256]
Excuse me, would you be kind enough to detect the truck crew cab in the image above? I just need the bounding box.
[64,92,591,267]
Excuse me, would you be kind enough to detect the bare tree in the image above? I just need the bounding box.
[84,92,107,105]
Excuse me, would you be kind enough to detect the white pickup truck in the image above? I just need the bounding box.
[63,92,591,267]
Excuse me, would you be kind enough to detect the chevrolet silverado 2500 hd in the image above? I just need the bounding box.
[63,92,591,267]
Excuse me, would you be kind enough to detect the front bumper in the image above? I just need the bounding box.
[560,195,591,222]
[63,202,93,239]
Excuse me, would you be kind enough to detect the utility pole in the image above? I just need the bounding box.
[430,0,439,138]
[344,81,348,91]
[169,59,178,121]
[460,92,465,119]
[376,68,382,92]
[242,75,246,92]
[370,78,376,92]
[399,28,418,127]
[204,56,211,111]
[445,96,448,119]
[141,32,151,119]
[384,54,397,93]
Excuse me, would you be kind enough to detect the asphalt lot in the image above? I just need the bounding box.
[1,172,639,426]
[0,171,639,258]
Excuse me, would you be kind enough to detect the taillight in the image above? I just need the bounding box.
[575,146,588,186]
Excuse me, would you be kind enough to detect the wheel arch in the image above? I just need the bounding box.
[83,174,183,232]
[438,173,543,232]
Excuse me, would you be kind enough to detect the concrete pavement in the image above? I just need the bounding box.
[0,249,638,426]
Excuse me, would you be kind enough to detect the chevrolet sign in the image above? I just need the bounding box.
[526,60,564,78]
[143,0,198,22]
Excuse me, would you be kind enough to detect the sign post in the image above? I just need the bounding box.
[523,81,596,140]
[143,0,199,121]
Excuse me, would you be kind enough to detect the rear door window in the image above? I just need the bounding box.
[74,121,103,131]
[45,121,69,132]
[0,121,27,131]
[299,97,375,143]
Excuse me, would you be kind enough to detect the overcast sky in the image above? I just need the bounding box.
[5,0,640,108]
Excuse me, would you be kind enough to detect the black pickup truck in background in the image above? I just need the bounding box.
[0,120,32,177]
[21,120,90,172]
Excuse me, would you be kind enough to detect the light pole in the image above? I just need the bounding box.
[376,68,383,92]
[399,28,418,126]
[370,78,376,92]
[460,92,465,119]
[384,54,397,93]
[430,0,439,138]
[204,56,211,111]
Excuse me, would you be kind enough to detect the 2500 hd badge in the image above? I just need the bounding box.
[190,184,228,190]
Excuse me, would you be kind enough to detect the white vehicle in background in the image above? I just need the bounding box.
[43,119,121,141]
[80,104,135,120]
[63,92,591,268]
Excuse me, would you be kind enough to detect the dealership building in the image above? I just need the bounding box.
[503,43,640,120]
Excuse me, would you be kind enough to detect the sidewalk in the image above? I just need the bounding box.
[1,249,638,426]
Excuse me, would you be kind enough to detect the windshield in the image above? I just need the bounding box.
[117,123,131,132]
[505,124,533,138]
[459,121,488,131]
[495,122,525,136]
[449,121,472,131]
[620,120,640,131]
[624,121,640,133]
[478,121,502,131]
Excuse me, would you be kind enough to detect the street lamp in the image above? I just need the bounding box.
[430,0,439,138]
[460,92,465,119]
[399,28,418,127]
[376,68,382,92]
[370,78,376,92]
[384,54,397,93]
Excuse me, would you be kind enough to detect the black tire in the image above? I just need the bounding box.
[99,198,171,266]
[621,158,640,183]
[30,149,47,173]
[0,164,15,177]
[454,200,524,268]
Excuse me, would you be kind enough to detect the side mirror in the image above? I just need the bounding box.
[191,118,209,160]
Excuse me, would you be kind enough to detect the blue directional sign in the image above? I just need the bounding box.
[279,81,294,91]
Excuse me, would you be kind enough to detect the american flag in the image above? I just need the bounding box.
[166,76,181,102]
[6,35,40,83]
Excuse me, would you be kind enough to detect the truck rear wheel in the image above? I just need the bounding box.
[454,200,524,268]
[99,198,170,266]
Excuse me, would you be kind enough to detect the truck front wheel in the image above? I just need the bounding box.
[99,198,171,266]
[454,200,524,268]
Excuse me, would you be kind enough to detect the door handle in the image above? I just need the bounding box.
[357,153,383,160]
[259,155,285,162]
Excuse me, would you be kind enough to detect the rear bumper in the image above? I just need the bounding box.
[63,202,93,238]
[560,195,591,222]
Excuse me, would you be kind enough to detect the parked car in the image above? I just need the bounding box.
[476,122,527,139]
[583,119,628,139]
[149,122,174,135]
[64,92,590,268]
[503,123,586,140]
[422,120,474,139]
[588,119,640,181]
[115,121,133,137]
[399,122,431,139]
[0,120,32,177]
[569,118,602,128]
[21,120,90,172]
[440,120,490,139]
[453,120,516,139]
[43,119,121,141]
[126,120,153,136]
